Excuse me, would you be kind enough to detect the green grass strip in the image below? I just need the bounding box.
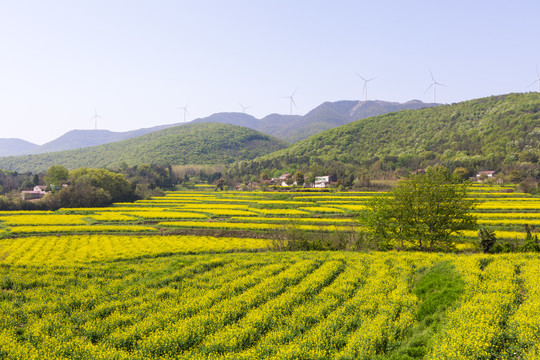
[384,261,465,360]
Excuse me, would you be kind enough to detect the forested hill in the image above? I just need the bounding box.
[0,123,288,173]
[228,93,540,177]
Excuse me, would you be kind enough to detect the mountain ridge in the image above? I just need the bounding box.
[0,138,39,157]
[0,123,288,172]
[0,99,436,157]
[192,99,437,143]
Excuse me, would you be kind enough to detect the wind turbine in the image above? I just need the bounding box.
[527,65,540,92]
[281,88,297,115]
[177,103,189,122]
[239,103,251,113]
[424,70,446,103]
[356,73,377,101]
[91,108,102,130]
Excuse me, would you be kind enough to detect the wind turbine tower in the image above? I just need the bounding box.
[239,103,251,113]
[356,73,377,101]
[177,103,189,122]
[282,88,298,115]
[424,70,446,103]
[528,65,540,92]
[91,109,102,130]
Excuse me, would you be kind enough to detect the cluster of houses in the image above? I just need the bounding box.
[21,170,500,196]
[270,173,336,188]
[235,173,337,191]
[476,170,496,180]
[235,170,499,191]
[413,169,497,182]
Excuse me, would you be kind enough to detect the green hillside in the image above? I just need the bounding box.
[229,93,540,177]
[0,123,289,172]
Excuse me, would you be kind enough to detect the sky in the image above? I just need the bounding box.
[0,0,539,144]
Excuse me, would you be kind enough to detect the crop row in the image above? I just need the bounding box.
[2,251,540,358]
[0,235,270,265]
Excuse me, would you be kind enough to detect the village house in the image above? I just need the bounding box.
[314,175,334,188]
[270,173,295,187]
[20,186,48,200]
[476,171,495,181]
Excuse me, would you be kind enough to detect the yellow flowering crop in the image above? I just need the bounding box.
[298,206,345,213]
[0,214,87,226]
[8,225,157,234]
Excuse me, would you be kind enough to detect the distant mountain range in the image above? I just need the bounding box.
[0,123,288,173]
[0,99,436,157]
[0,138,40,157]
[192,100,437,143]
[0,94,536,175]
[0,123,179,157]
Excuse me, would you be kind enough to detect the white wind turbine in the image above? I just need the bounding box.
[282,88,298,115]
[91,108,102,130]
[527,65,540,92]
[424,70,446,103]
[356,73,377,101]
[239,103,251,113]
[177,103,189,122]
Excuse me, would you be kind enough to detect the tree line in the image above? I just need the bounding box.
[0,163,224,211]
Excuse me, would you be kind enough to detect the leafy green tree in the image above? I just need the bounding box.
[44,165,69,188]
[361,166,478,250]
[478,228,497,253]
[519,224,540,252]
[306,173,316,185]
[452,167,469,182]
[215,178,225,191]
[19,180,34,191]
[44,181,112,208]
[69,168,134,202]
[294,171,304,185]
[285,174,294,186]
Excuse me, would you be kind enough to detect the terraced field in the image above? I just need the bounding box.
[0,184,538,243]
[0,184,539,359]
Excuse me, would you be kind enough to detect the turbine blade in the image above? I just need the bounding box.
[424,84,434,94]
[527,79,539,88]
[356,73,366,81]
[291,98,297,107]
[291,87,298,97]
[368,77,377,81]
[429,69,435,82]
[435,82,447,87]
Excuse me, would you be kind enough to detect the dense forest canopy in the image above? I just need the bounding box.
[228,93,540,182]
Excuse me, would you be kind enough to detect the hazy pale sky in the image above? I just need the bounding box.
[1,0,539,144]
